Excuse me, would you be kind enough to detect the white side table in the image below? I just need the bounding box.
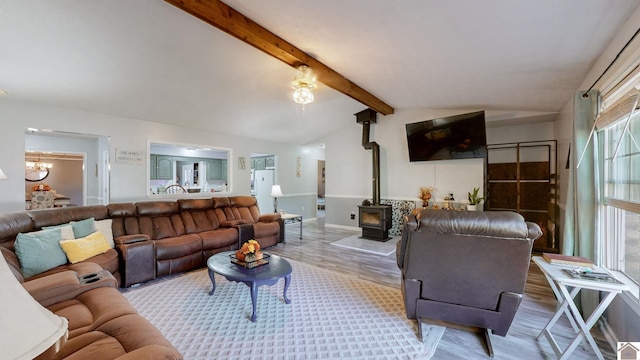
[280,213,302,240]
[532,256,629,360]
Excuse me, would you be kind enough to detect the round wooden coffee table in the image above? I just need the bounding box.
[207,251,292,322]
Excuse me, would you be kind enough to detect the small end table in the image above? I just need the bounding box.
[207,251,292,322]
[281,213,303,239]
[533,256,630,360]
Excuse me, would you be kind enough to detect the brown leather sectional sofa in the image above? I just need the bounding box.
[1,195,283,287]
[108,196,283,287]
[0,195,282,359]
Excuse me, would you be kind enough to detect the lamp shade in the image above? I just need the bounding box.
[271,185,283,197]
[0,167,7,180]
[0,255,68,359]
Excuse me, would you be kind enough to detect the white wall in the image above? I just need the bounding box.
[324,108,486,204]
[320,108,555,228]
[0,100,323,215]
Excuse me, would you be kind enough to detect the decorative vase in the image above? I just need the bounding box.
[422,201,429,208]
[467,204,477,211]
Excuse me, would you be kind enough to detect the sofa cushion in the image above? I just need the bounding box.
[47,286,138,339]
[153,217,178,239]
[15,228,68,278]
[72,253,118,275]
[26,260,106,283]
[42,224,76,240]
[416,209,529,238]
[200,228,238,251]
[53,316,182,360]
[253,221,280,248]
[45,287,182,359]
[155,234,202,261]
[181,208,218,233]
[70,217,97,238]
[60,231,112,264]
[95,219,115,248]
[29,206,109,230]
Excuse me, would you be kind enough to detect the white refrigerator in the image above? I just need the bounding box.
[254,169,275,213]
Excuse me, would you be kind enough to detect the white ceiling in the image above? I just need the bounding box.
[1,0,638,145]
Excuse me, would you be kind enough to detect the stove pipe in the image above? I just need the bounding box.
[356,109,380,205]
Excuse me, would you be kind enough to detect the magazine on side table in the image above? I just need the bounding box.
[561,269,622,284]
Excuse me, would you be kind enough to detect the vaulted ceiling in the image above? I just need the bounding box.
[1,0,638,144]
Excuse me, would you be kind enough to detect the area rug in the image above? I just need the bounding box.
[122,259,444,359]
[331,234,399,256]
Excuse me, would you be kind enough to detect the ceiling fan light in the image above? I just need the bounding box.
[293,87,314,104]
[291,65,316,105]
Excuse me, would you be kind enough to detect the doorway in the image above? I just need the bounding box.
[25,129,110,207]
[25,151,84,208]
[317,160,325,218]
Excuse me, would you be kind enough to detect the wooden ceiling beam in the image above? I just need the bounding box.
[165,0,394,115]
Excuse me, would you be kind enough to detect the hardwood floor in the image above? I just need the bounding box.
[267,217,616,360]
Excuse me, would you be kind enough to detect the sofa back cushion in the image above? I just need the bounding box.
[229,196,261,223]
[29,205,109,229]
[178,199,220,233]
[213,197,234,223]
[0,212,36,251]
[136,201,186,240]
[107,203,140,238]
[415,209,529,238]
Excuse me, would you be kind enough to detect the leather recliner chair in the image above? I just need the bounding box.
[396,209,543,357]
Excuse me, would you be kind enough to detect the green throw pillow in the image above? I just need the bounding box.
[15,228,68,278]
[70,217,96,238]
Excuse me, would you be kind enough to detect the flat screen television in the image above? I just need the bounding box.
[405,111,487,162]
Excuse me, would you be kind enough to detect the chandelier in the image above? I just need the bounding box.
[26,153,53,171]
[25,161,53,171]
[291,65,317,105]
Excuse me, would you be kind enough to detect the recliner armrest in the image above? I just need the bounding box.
[258,213,280,222]
[526,221,543,240]
[221,220,250,228]
[115,234,151,245]
[116,238,155,287]
[237,223,255,244]
[23,270,117,307]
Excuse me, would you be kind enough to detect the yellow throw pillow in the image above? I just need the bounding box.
[59,231,111,264]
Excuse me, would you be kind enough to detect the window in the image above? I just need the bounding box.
[147,140,231,196]
[598,92,640,286]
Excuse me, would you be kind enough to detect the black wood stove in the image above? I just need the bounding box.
[356,109,392,241]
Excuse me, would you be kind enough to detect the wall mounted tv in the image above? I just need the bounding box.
[405,111,487,162]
